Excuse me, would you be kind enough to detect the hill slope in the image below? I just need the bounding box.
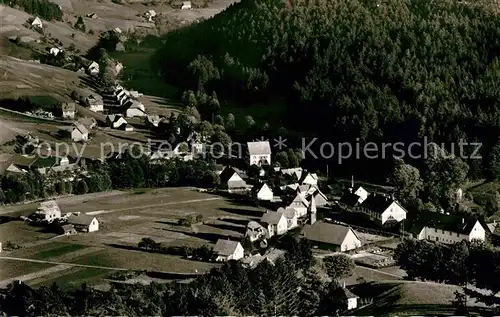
[156,0,500,144]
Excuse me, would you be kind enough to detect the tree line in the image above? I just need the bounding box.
[0,237,360,316]
[394,239,500,308]
[0,152,219,204]
[0,0,63,21]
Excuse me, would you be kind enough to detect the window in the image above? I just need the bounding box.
[435,228,437,233]
[457,233,459,237]
[436,237,439,241]
[449,231,452,236]
[442,230,445,234]
[427,235,430,240]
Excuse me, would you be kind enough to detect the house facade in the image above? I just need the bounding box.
[125,101,146,118]
[68,215,99,232]
[219,167,249,193]
[358,194,407,225]
[256,183,273,201]
[260,211,288,238]
[61,102,76,119]
[71,123,89,142]
[413,215,486,244]
[301,221,362,251]
[287,193,309,217]
[213,239,244,261]
[246,221,267,242]
[34,200,61,222]
[247,141,271,166]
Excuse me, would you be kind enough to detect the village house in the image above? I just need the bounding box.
[287,193,309,217]
[61,102,76,119]
[145,115,162,127]
[299,172,318,185]
[213,239,244,261]
[58,224,77,235]
[247,141,272,166]
[125,101,147,118]
[277,207,298,230]
[106,114,129,130]
[410,212,486,244]
[336,285,359,310]
[260,210,288,238]
[358,194,407,225]
[245,221,268,242]
[71,123,89,142]
[144,9,156,21]
[86,12,98,19]
[255,183,273,201]
[68,214,99,232]
[87,94,104,112]
[219,167,249,193]
[50,47,61,56]
[31,17,43,29]
[241,248,286,269]
[281,167,303,180]
[181,1,192,9]
[33,200,61,222]
[301,222,362,251]
[87,61,99,76]
[77,117,98,130]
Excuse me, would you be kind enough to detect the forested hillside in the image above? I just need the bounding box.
[156,0,500,149]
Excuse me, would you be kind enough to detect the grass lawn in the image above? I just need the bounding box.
[33,243,87,260]
[0,259,54,280]
[30,267,114,289]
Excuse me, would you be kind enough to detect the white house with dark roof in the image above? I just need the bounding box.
[33,200,61,222]
[125,101,146,118]
[219,166,249,193]
[31,17,43,29]
[245,221,267,242]
[247,141,271,166]
[411,212,486,244]
[85,94,103,112]
[213,239,244,261]
[358,194,407,225]
[68,214,99,232]
[260,210,288,238]
[299,172,318,185]
[287,193,309,217]
[87,61,99,76]
[301,222,361,251]
[71,123,89,142]
[277,207,298,230]
[106,114,129,130]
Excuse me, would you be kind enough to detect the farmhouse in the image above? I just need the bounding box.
[358,194,407,225]
[106,114,129,130]
[71,123,89,142]
[353,186,369,204]
[146,115,162,127]
[260,210,288,238]
[336,286,359,310]
[144,9,156,21]
[410,212,486,244]
[245,221,267,242]
[281,167,303,180]
[68,214,99,232]
[247,141,271,166]
[242,248,286,269]
[60,102,76,119]
[277,207,298,230]
[77,117,97,130]
[213,239,244,261]
[125,101,147,118]
[219,167,249,193]
[181,1,192,9]
[58,224,77,235]
[33,200,62,222]
[50,47,61,56]
[299,172,318,185]
[301,222,361,251]
[86,13,98,19]
[113,27,122,34]
[87,61,99,76]
[31,17,43,29]
[255,183,273,201]
[287,193,309,217]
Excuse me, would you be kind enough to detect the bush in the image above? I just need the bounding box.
[178,214,203,226]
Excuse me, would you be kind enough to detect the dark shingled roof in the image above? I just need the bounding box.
[213,239,241,256]
[339,192,362,207]
[68,214,96,226]
[360,194,398,214]
[409,211,483,235]
[301,222,358,246]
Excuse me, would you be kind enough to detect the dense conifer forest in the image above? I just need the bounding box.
[155,0,500,174]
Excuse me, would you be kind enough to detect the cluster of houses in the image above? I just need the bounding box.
[28,200,99,234]
[5,154,82,180]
